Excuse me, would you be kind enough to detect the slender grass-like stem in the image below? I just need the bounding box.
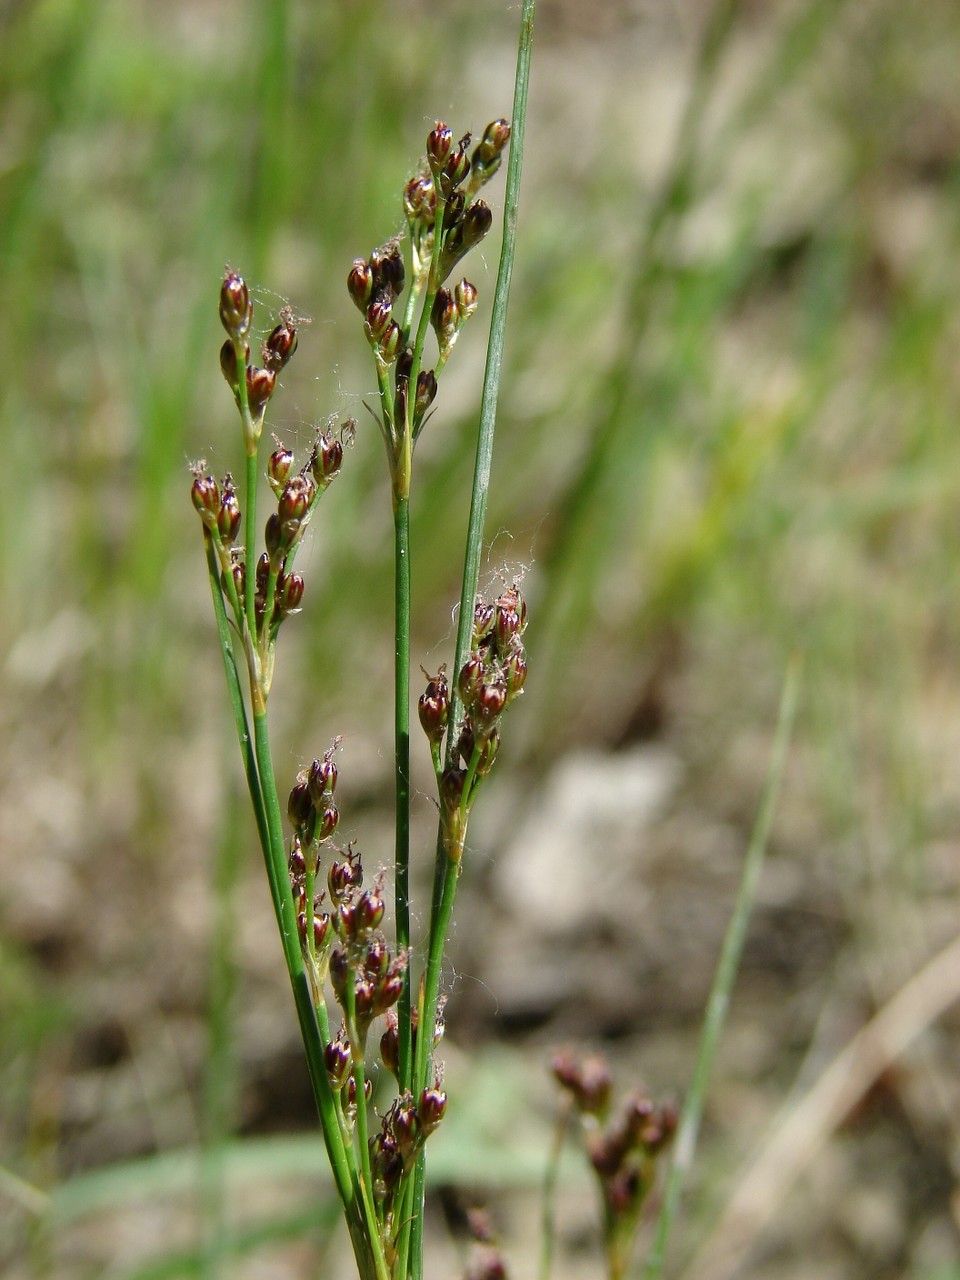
[640,656,801,1280]
[344,983,391,1280]
[393,494,413,1093]
[538,1099,573,1280]
[244,447,259,638]
[406,9,536,1278]
[203,534,269,854]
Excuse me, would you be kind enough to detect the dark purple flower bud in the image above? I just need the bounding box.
[287,779,315,838]
[379,321,402,362]
[347,259,374,311]
[415,370,437,421]
[346,1075,373,1107]
[220,339,242,388]
[440,133,472,193]
[191,473,220,525]
[418,1083,447,1136]
[246,364,277,416]
[357,889,385,931]
[418,667,449,744]
[278,572,304,614]
[440,766,466,812]
[365,296,392,339]
[380,1013,400,1077]
[308,753,338,805]
[458,652,485,704]
[264,512,282,558]
[403,175,436,228]
[325,1034,351,1086]
[476,679,507,727]
[288,837,307,878]
[219,271,252,338]
[504,644,527,698]
[375,971,404,1014]
[393,1098,420,1160]
[316,803,338,842]
[263,319,298,373]
[329,946,349,999]
[328,854,361,902]
[473,601,495,642]
[454,278,479,319]
[279,474,313,524]
[426,121,453,175]
[229,560,245,599]
[255,553,270,591]
[442,188,465,232]
[476,118,511,165]
[267,446,294,494]
[216,488,240,544]
[374,244,405,297]
[313,432,343,484]
[431,288,458,347]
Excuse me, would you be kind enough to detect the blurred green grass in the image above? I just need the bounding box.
[4,0,960,1275]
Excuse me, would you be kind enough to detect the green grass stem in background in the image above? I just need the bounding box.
[642,657,802,1279]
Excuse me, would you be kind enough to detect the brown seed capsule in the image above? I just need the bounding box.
[313,432,343,484]
[267,446,294,494]
[379,321,402,362]
[440,766,466,811]
[458,652,485,704]
[375,244,405,297]
[473,601,495,642]
[418,667,449,743]
[477,118,511,164]
[264,512,282,558]
[191,473,220,524]
[219,271,252,338]
[403,175,436,228]
[246,364,277,416]
[503,644,527,698]
[418,1084,447,1136]
[415,370,437,421]
[380,1014,399,1077]
[278,474,313,524]
[476,679,507,727]
[454,278,479,319]
[426,121,453,175]
[287,779,314,835]
[316,803,339,842]
[220,339,242,388]
[431,288,458,347]
[279,572,304,613]
[365,296,392,339]
[347,259,374,311]
[308,754,338,804]
[263,319,298,373]
[357,889,384,931]
[288,838,307,878]
[440,133,472,193]
[217,487,241,544]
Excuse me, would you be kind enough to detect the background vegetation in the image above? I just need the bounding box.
[3,0,960,1276]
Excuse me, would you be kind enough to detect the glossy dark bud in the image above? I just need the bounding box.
[375,971,404,1014]
[477,679,507,727]
[380,1014,399,1077]
[220,339,242,388]
[475,726,500,777]
[463,200,493,245]
[477,118,511,164]
[454,278,479,319]
[217,487,241,544]
[440,133,472,193]
[375,244,405,297]
[418,1084,447,1136]
[230,561,245,599]
[357,889,385,931]
[308,753,338,804]
[504,644,527,699]
[313,432,343,484]
[191,473,220,524]
[473,601,495,642]
[264,512,282,558]
[287,779,314,835]
[418,667,449,743]
[268,446,294,495]
[431,288,458,346]
[348,259,374,311]
[346,1075,373,1107]
[440,766,466,811]
[219,271,252,338]
[328,857,360,903]
[246,364,277,416]
[278,474,313,524]
[255,553,270,591]
[316,803,339,842]
[443,189,465,232]
[288,838,307,878]
[365,296,392,340]
[379,321,402,362]
[403,175,436,228]
[279,572,304,613]
[426,121,454,175]
[329,947,349,999]
[325,1034,351,1086]
[415,370,437,421]
[458,652,485,704]
[263,319,298,373]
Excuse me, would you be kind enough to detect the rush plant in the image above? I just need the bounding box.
[190,5,535,1278]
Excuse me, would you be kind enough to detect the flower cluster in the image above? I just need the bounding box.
[419,583,528,859]
[369,1080,447,1215]
[347,119,511,493]
[552,1050,677,1275]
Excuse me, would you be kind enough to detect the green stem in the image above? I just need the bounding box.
[344,981,390,1280]
[640,656,801,1280]
[244,447,259,637]
[249,709,363,1237]
[394,495,413,1094]
[408,8,536,1277]
[538,1099,573,1280]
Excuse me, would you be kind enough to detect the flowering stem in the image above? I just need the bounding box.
[394,494,413,1094]
[407,8,536,1276]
